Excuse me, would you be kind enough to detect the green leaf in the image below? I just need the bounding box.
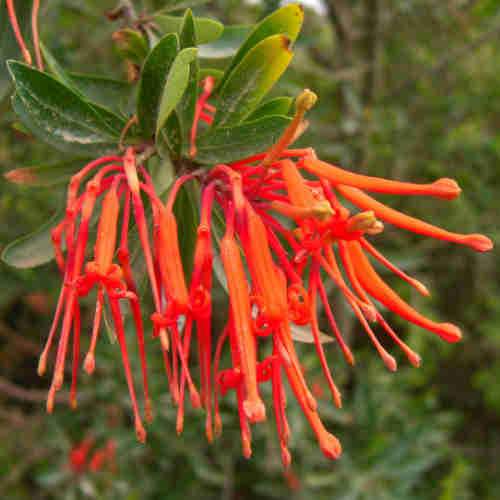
[156,47,198,135]
[177,9,199,155]
[40,43,80,94]
[8,61,124,156]
[153,14,223,45]
[195,114,291,164]
[198,25,251,59]
[137,33,179,138]
[172,183,199,278]
[68,73,133,117]
[217,4,303,89]
[112,28,149,65]
[158,111,182,159]
[40,45,133,118]
[0,0,31,101]
[246,96,292,121]
[213,35,293,127]
[4,158,88,187]
[1,210,61,268]
[154,0,210,14]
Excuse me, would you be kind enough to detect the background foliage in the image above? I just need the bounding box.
[1,0,499,498]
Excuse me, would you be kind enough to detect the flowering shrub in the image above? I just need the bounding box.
[2,1,493,468]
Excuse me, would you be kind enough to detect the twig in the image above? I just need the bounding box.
[0,320,40,357]
[0,375,67,404]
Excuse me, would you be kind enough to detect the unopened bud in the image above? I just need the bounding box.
[295,89,318,114]
[347,211,384,235]
[37,352,47,376]
[83,353,96,375]
[311,200,334,220]
[242,435,252,459]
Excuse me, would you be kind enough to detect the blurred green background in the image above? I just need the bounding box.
[1,0,500,498]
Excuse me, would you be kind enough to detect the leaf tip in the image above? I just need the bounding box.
[280,35,292,52]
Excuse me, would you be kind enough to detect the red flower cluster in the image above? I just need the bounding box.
[68,437,116,474]
[39,85,493,466]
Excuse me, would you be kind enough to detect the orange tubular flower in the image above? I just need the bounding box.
[302,158,462,200]
[220,214,266,424]
[157,206,189,313]
[241,202,287,324]
[336,184,492,252]
[345,240,462,343]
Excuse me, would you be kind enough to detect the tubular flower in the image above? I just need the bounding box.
[38,148,173,442]
[38,84,493,467]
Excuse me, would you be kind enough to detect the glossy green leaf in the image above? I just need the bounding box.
[68,73,133,117]
[4,158,87,187]
[153,14,223,45]
[217,4,303,89]
[1,210,61,268]
[8,61,124,155]
[40,43,80,94]
[198,25,251,59]
[0,0,31,101]
[40,45,133,118]
[172,183,199,278]
[195,114,291,164]
[156,47,198,135]
[246,96,293,121]
[213,35,293,127]
[158,111,182,159]
[137,33,179,138]
[177,10,199,155]
[154,0,210,14]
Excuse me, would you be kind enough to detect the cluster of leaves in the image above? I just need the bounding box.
[2,1,306,269]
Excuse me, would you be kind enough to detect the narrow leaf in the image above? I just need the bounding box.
[153,14,223,45]
[217,4,303,89]
[137,33,179,138]
[156,47,198,135]
[246,96,292,121]
[39,45,133,121]
[158,111,182,159]
[195,114,292,164]
[172,183,199,278]
[40,43,80,94]
[213,35,293,127]
[1,210,61,268]
[68,73,133,116]
[8,62,124,156]
[177,9,199,155]
[290,324,334,344]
